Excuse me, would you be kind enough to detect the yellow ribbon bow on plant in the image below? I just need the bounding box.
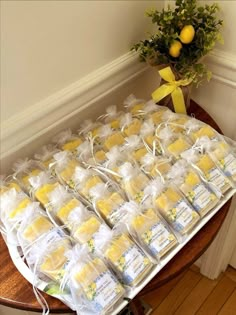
[152,66,192,114]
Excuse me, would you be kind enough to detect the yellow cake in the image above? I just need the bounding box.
[167,138,191,158]
[81,176,104,199]
[22,216,53,242]
[56,198,82,225]
[96,192,125,225]
[190,125,216,142]
[149,110,167,125]
[123,119,142,137]
[22,169,42,190]
[210,142,236,182]
[132,147,149,162]
[35,182,60,207]
[40,241,70,281]
[130,103,144,114]
[180,170,218,216]
[122,173,150,203]
[62,138,83,152]
[104,234,152,286]
[9,197,32,219]
[131,208,177,258]
[103,132,125,151]
[196,154,231,193]
[150,161,172,179]
[59,159,80,188]
[73,216,100,243]
[155,187,199,235]
[74,257,124,313]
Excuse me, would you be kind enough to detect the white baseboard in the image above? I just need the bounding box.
[0,52,148,163]
[206,49,236,88]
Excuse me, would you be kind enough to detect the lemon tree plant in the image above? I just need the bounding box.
[132,0,223,86]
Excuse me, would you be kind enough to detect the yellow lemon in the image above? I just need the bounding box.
[169,40,182,58]
[180,25,195,44]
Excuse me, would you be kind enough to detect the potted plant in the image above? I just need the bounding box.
[132,0,223,114]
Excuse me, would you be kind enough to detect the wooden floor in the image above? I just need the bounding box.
[141,265,236,315]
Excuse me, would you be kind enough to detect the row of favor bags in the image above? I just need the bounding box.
[1,94,236,315]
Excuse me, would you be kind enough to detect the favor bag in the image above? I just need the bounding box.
[94,226,152,286]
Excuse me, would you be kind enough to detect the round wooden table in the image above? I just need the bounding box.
[0,100,233,313]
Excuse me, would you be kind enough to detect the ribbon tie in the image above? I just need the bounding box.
[152,66,192,114]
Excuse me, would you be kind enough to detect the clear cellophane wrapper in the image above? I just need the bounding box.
[95,146,128,185]
[34,144,60,173]
[195,136,236,187]
[123,135,150,164]
[156,126,193,159]
[183,118,223,142]
[95,124,125,152]
[75,140,107,167]
[17,202,54,248]
[78,119,103,140]
[93,225,152,287]
[0,186,33,245]
[24,228,72,285]
[120,113,142,137]
[140,119,164,155]
[157,110,191,134]
[12,158,45,193]
[89,182,127,226]
[28,171,61,208]
[123,94,146,115]
[119,201,178,261]
[98,105,124,130]
[140,152,172,180]
[181,145,232,195]
[52,128,84,155]
[47,184,110,253]
[143,178,200,236]
[167,159,219,217]
[118,162,150,204]
[53,151,81,189]
[65,245,125,315]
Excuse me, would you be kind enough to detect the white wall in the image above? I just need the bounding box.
[0,0,160,123]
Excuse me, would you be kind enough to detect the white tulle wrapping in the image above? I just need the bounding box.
[34,144,58,162]
[125,135,142,151]
[13,158,32,173]
[181,148,199,163]
[53,151,70,168]
[143,178,164,199]
[143,100,158,113]
[120,113,132,128]
[73,166,92,184]
[194,136,214,153]
[140,120,155,137]
[105,105,117,118]
[157,126,174,140]
[29,172,51,190]
[118,162,137,180]
[162,110,177,122]
[141,153,156,166]
[48,185,70,208]
[89,183,110,200]
[52,129,73,145]
[167,160,187,180]
[98,124,113,138]
[123,94,144,108]
[105,146,124,164]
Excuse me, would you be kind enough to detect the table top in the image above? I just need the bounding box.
[0,100,232,313]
